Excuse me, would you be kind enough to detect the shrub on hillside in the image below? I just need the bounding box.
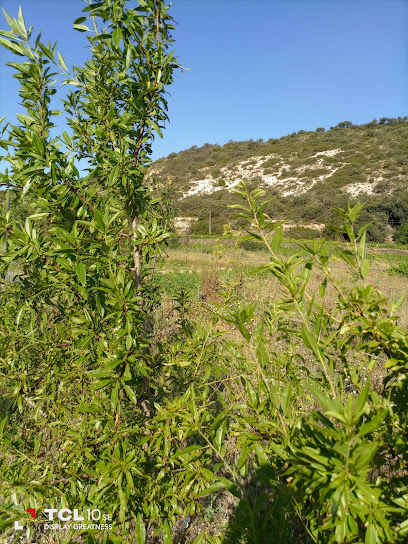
[286,226,320,240]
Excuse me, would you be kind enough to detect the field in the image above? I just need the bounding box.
[157,241,408,329]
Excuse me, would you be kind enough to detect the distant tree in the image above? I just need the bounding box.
[331,121,353,130]
[316,127,325,132]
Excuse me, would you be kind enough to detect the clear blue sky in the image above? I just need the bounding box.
[0,0,407,161]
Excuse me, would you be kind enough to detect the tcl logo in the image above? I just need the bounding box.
[14,507,112,531]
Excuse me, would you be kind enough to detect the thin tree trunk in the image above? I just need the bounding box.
[131,214,141,293]
[131,213,150,418]
[5,192,10,252]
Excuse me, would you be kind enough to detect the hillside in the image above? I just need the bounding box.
[149,118,408,240]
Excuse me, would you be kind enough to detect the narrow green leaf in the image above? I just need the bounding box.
[94,209,105,232]
[301,324,321,359]
[123,384,137,405]
[112,28,122,47]
[162,520,171,544]
[197,481,226,498]
[73,24,90,32]
[0,37,24,56]
[281,382,292,414]
[76,262,86,286]
[16,304,26,326]
[125,46,132,70]
[148,119,163,138]
[365,523,378,544]
[361,259,370,280]
[305,382,342,416]
[57,51,68,71]
[18,7,26,35]
[135,514,146,544]
[0,415,9,437]
[353,380,370,421]
[109,164,119,185]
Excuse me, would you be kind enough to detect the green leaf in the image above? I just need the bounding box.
[112,28,122,47]
[353,380,370,422]
[73,23,90,32]
[111,383,119,411]
[281,382,292,413]
[305,382,342,416]
[271,225,283,252]
[0,415,9,437]
[73,16,87,25]
[125,46,133,70]
[17,7,26,35]
[338,250,355,268]
[365,523,378,544]
[94,209,105,232]
[197,481,226,497]
[109,165,119,185]
[123,384,137,405]
[354,441,379,470]
[2,9,21,35]
[361,259,370,280]
[162,520,171,544]
[16,304,26,326]
[358,409,388,437]
[214,417,226,451]
[57,51,68,71]
[301,324,321,359]
[0,37,24,56]
[135,514,146,544]
[148,119,163,138]
[31,131,44,154]
[39,43,53,60]
[76,262,86,286]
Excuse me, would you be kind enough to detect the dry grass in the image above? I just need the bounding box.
[164,247,408,329]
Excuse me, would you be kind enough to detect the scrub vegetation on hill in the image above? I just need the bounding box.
[149,119,408,241]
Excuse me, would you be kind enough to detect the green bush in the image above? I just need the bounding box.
[394,223,408,245]
[389,260,408,277]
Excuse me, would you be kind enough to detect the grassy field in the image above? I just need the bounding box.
[156,244,408,329]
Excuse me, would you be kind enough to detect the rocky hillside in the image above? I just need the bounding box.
[149,118,408,240]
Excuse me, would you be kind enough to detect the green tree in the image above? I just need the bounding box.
[0,2,187,541]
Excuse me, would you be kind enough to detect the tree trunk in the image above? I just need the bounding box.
[131,213,150,417]
[131,214,141,293]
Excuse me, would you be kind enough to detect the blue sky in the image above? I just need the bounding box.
[0,0,407,161]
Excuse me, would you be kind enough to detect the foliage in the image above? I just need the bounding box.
[201,182,408,543]
[389,259,408,277]
[394,223,408,246]
[285,226,318,240]
[1,4,408,544]
[0,1,184,541]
